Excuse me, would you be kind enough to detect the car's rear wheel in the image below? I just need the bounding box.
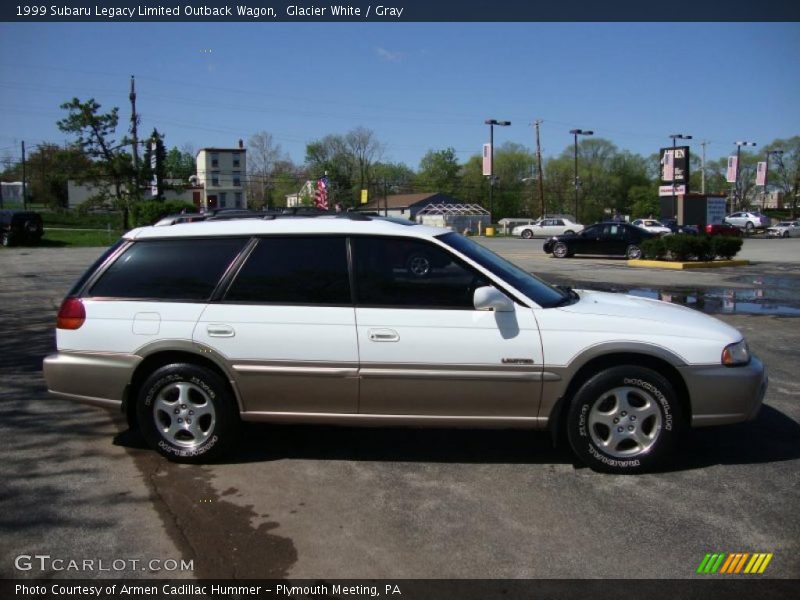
[566,365,682,474]
[1,232,10,247]
[552,242,570,258]
[521,229,533,239]
[626,244,642,260]
[137,363,239,463]
[745,221,754,232]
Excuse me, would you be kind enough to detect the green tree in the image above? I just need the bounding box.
[416,147,461,195]
[0,143,92,208]
[57,98,134,226]
[164,146,195,181]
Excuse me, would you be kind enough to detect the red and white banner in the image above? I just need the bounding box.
[755,161,767,186]
[482,143,492,176]
[659,184,686,196]
[726,156,738,183]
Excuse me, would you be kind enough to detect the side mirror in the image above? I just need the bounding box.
[473,286,514,312]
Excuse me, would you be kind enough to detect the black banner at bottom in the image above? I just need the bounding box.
[1,579,797,600]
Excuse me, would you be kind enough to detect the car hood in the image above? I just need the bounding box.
[558,289,741,341]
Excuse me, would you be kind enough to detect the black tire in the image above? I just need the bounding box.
[552,242,570,258]
[783,231,789,239]
[566,365,683,474]
[626,244,642,260]
[745,222,754,233]
[406,252,432,278]
[137,363,239,463]
[1,232,11,247]
[521,229,533,240]
[564,230,575,235]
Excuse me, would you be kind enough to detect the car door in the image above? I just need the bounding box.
[194,236,359,414]
[352,236,544,417]
[572,224,601,254]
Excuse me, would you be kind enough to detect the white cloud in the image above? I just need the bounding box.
[376,47,406,62]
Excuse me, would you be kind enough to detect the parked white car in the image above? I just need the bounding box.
[631,219,672,235]
[512,217,584,239]
[724,211,770,231]
[43,214,766,474]
[766,220,800,238]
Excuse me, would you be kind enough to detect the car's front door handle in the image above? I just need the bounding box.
[368,328,400,342]
[207,324,235,337]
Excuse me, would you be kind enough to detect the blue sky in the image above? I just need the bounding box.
[1,22,798,168]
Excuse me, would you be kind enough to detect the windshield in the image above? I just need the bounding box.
[437,232,568,308]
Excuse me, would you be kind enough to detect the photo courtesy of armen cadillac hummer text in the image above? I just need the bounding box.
[43,214,767,474]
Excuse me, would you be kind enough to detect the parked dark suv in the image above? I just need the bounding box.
[0,210,44,246]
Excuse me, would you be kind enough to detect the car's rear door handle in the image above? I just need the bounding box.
[207,324,235,337]
[368,328,400,342]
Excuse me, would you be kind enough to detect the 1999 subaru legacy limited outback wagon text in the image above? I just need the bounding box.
[43,215,767,473]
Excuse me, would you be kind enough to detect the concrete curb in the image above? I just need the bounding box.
[627,259,750,270]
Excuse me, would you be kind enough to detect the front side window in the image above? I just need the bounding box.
[89,238,247,300]
[352,236,487,309]
[225,236,350,305]
[437,232,566,308]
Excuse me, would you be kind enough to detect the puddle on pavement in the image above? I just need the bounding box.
[593,285,800,317]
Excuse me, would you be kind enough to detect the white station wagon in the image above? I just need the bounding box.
[43,214,767,473]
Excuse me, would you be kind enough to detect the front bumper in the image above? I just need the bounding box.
[43,351,140,410]
[680,356,768,427]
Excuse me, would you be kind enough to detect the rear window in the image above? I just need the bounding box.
[89,238,247,301]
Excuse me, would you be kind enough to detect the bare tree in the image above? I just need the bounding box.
[247,131,287,208]
[345,127,384,194]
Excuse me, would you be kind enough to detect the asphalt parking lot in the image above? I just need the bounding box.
[1,239,798,581]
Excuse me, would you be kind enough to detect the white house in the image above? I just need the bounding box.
[196,142,247,209]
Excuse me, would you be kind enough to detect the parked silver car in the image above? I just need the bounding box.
[766,220,800,238]
[724,211,769,231]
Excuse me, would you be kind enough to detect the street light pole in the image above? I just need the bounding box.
[668,133,692,221]
[734,141,757,210]
[569,129,593,222]
[764,150,784,211]
[485,119,510,222]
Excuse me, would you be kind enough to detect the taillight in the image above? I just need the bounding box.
[57,297,86,330]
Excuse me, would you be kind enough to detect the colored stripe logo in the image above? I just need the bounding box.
[696,552,773,574]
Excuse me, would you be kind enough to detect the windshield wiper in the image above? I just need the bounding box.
[554,285,580,307]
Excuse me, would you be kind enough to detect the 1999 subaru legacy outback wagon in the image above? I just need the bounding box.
[43,214,767,473]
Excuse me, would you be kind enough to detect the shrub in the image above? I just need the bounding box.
[663,234,700,261]
[641,237,666,260]
[130,200,195,227]
[712,236,743,260]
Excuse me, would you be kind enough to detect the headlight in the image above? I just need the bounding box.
[722,340,750,366]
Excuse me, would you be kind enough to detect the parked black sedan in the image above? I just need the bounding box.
[543,222,657,259]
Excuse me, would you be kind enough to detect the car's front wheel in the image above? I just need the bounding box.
[566,365,682,474]
[783,231,789,238]
[626,244,642,260]
[552,242,570,258]
[1,232,10,247]
[137,363,239,463]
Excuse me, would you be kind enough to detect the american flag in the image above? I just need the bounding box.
[315,176,329,210]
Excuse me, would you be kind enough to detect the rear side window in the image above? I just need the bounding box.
[225,236,350,305]
[89,238,246,300]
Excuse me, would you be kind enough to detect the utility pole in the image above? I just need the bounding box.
[129,75,140,200]
[700,140,708,195]
[21,141,27,210]
[533,120,545,218]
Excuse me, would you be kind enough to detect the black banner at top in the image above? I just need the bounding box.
[3,0,800,22]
